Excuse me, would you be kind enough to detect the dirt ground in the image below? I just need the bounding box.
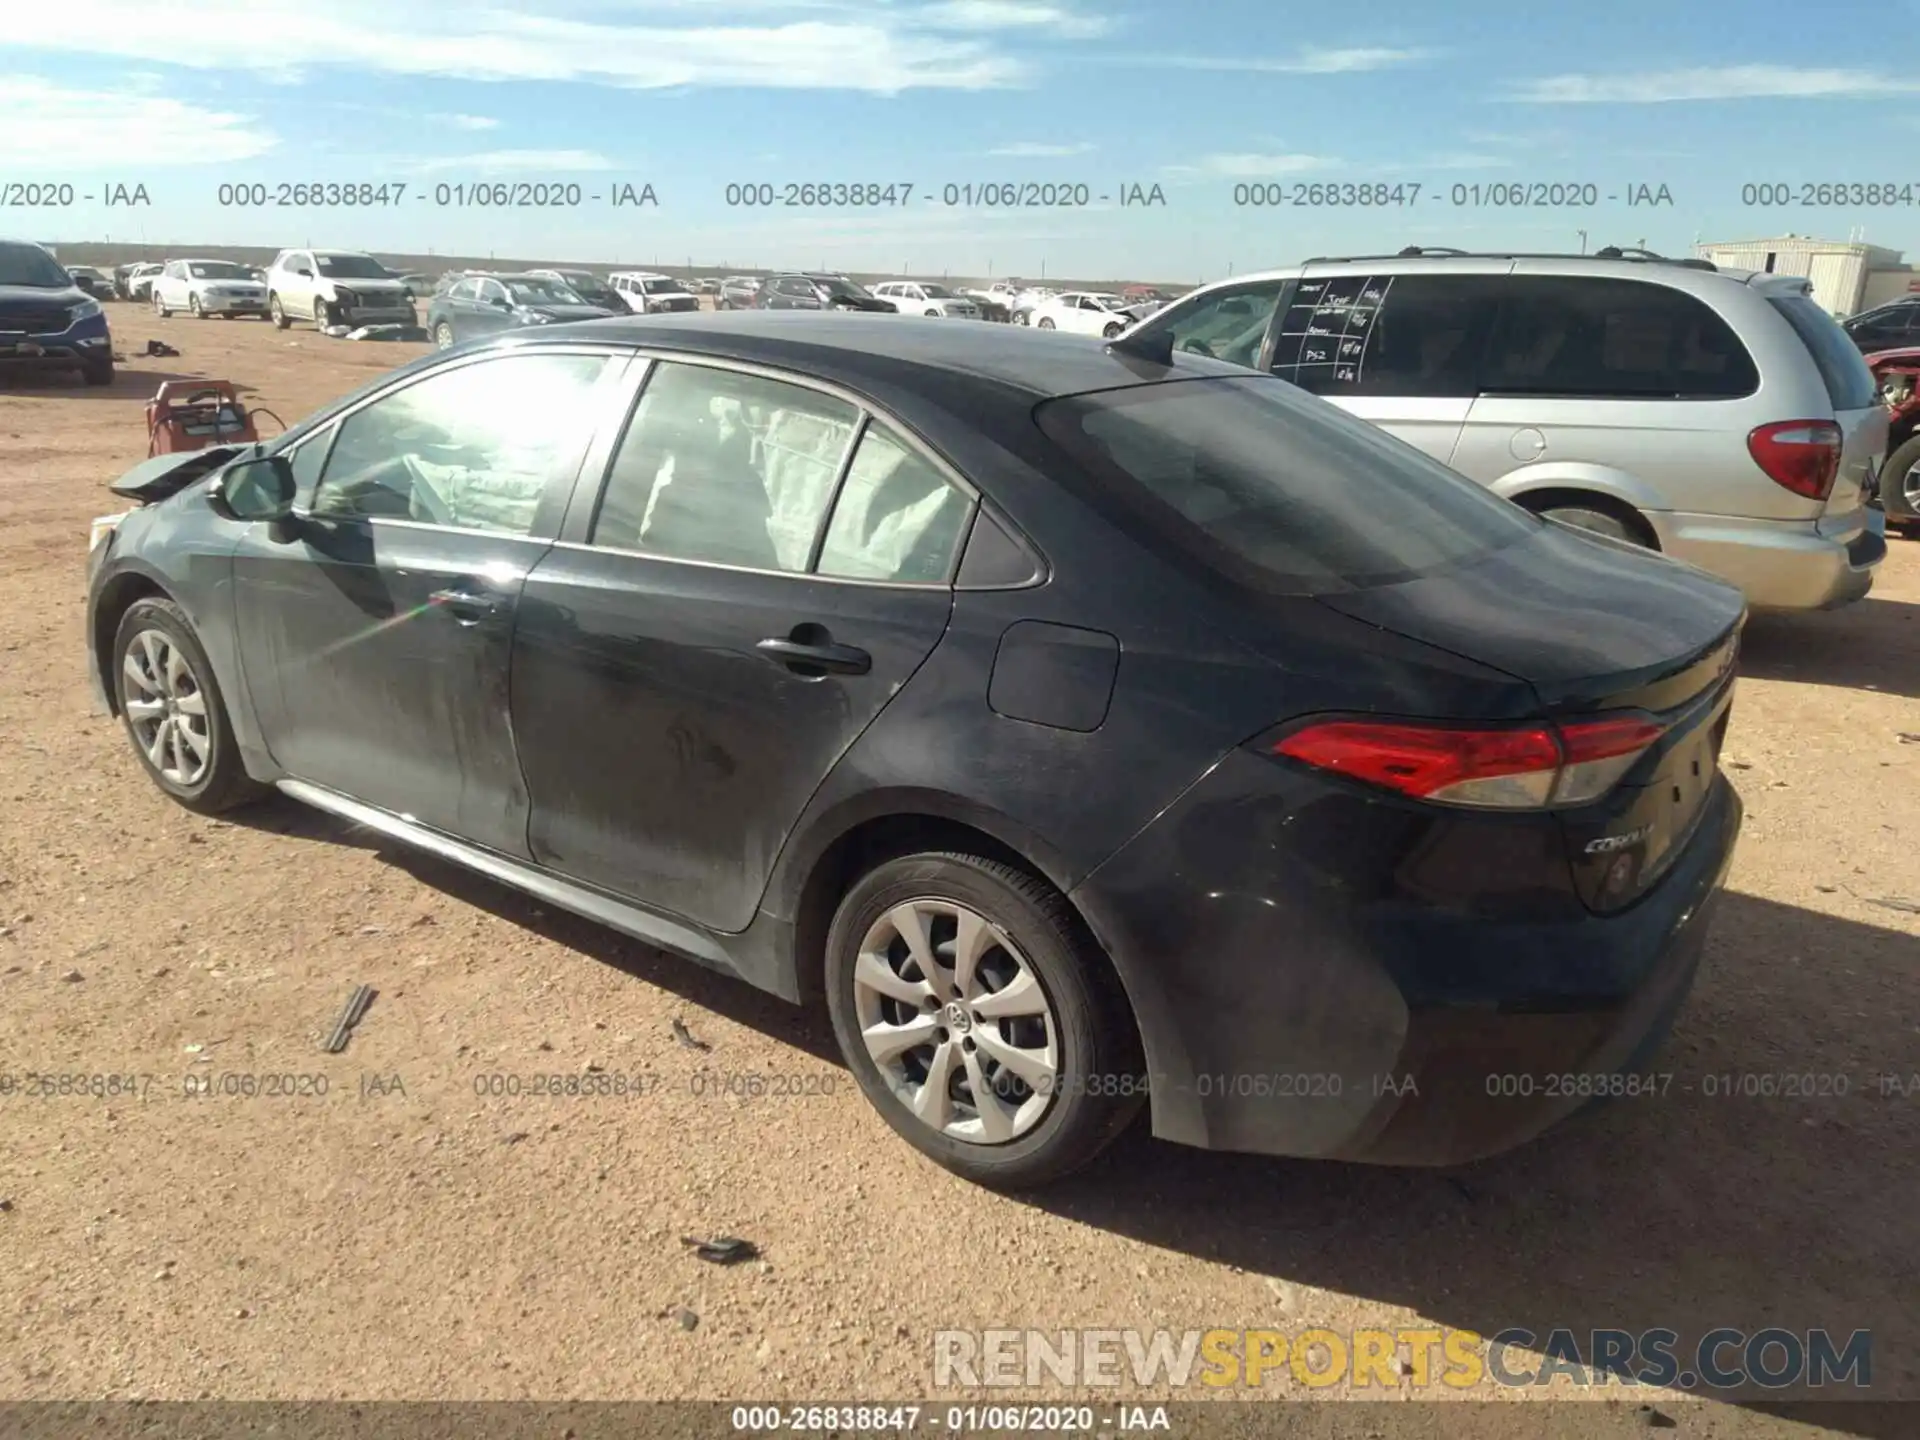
[0,303,1915,1434]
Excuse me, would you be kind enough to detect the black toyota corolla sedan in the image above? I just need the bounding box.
[85,312,1745,1188]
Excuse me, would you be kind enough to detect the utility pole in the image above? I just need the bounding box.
[1577,229,1587,255]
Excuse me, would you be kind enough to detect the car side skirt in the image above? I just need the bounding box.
[275,778,792,994]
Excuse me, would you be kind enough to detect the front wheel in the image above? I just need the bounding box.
[82,355,114,386]
[112,598,268,815]
[433,321,455,350]
[152,291,169,318]
[1036,317,1055,330]
[825,852,1145,1190]
[189,294,205,318]
[269,296,289,330]
[1102,322,1123,339]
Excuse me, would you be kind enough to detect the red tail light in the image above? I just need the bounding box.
[1746,420,1841,501]
[1271,714,1667,810]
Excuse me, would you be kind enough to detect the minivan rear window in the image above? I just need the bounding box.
[1035,375,1540,595]
[1770,294,1878,411]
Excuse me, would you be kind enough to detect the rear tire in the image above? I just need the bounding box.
[112,598,269,815]
[825,851,1144,1191]
[1527,495,1657,549]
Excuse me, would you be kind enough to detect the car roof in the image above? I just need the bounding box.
[526,309,1250,401]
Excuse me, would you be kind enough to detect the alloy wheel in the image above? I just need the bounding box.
[850,898,1059,1144]
[435,322,455,350]
[121,628,212,787]
[1903,456,1920,517]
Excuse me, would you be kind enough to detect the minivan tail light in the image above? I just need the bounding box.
[1746,420,1841,501]
[1270,715,1668,810]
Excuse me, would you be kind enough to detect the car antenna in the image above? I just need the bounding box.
[1106,328,1175,366]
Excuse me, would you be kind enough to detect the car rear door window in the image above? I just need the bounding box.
[1271,274,1497,397]
[1772,293,1878,411]
[816,424,971,583]
[311,353,613,533]
[1036,375,1539,595]
[1482,276,1758,399]
[591,361,859,572]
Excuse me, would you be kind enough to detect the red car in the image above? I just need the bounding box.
[1864,346,1920,532]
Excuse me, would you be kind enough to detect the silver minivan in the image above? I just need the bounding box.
[1127,249,1888,610]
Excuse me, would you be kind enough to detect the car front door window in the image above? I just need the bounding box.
[1150,283,1288,369]
[312,353,614,534]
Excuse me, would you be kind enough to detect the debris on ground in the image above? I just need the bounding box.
[321,983,376,1053]
[671,1018,711,1052]
[681,1235,759,1265]
[1864,896,1920,915]
[673,1307,699,1331]
[142,340,179,357]
[343,324,429,342]
[60,969,83,983]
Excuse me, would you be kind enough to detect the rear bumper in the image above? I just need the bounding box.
[1069,752,1743,1166]
[1656,509,1883,611]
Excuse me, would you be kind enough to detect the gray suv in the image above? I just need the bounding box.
[1125,248,1887,611]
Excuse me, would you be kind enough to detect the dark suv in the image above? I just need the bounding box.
[1842,297,1920,354]
[0,239,113,385]
[761,274,895,312]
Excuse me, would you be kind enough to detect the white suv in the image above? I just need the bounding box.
[869,281,982,319]
[607,271,700,315]
[266,249,415,330]
[1125,247,1887,610]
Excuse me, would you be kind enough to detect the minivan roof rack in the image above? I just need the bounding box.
[1302,247,1718,272]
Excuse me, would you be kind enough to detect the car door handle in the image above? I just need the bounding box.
[429,588,509,623]
[756,637,871,675]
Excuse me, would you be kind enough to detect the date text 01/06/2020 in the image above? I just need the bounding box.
[721,181,1168,208]
[1231,181,1677,208]
[213,181,659,208]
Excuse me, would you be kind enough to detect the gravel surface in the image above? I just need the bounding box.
[0,307,1914,1430]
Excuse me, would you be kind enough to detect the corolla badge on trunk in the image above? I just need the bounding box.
[1586,823,1654,855]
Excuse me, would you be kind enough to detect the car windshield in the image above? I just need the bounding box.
[0,242,73,288]
[643,278,689,295]
[187,262,250,280]
[315,254,392,279]
[816,277,871,299]
[1035,375,1540,596]
[506,278,583,305]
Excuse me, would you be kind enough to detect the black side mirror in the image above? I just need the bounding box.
[210,454,296,523]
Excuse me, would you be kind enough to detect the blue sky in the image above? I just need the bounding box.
[2,0,1909,280]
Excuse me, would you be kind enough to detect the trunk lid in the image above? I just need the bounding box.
[1316,522,1745,912]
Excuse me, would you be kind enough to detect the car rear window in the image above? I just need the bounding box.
[1034,375,1540,595]
[1770,293,1878,411]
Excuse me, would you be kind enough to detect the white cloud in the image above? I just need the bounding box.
[1511,65,1918,103]
[1166,152,1338,179]
[0,75,275,166]
[440,113,501,130]
[1160,47,1435,74]
[988,141,1096,156]
[913,1,1107,37]
[415,149,617,172]
[33,0,1053,91]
